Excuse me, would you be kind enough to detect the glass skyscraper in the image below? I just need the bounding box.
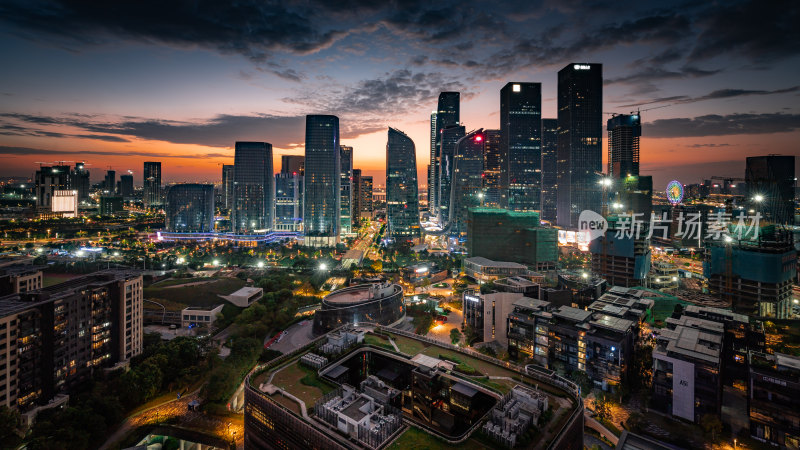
[165,184,215,232]
[304,115,340,246]
[607,113,641,178]
[222,164,234,210]
[143,161,162,208]
[433,92,460,215]
[541,118,558,222]
[556,63,603,228]
[232,142,274,233]
[501,82,542,212]
[437,125,465,224]
[340,145,353,236]
[450,130,486,235]
[386,127,420,240]
[428,111,437,213]
[746,155,796,225]
[275,172,303,231]
[483,129,502,208]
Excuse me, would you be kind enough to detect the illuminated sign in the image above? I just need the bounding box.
[512,84,521,92]
[465,295,481,303]
[415,267,428,274]
[573,64,591,70]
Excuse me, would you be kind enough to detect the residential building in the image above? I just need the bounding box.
[464,290,529,347]
[0,266,42,295]
[103,170,116,194]
[607,114,641,179]
[540,118,558,222]
[449,130,485,235]
[463,257,530,283]
[360,176,373,217]
[304,115,340,247]
[506,296,552,366]
[232,141,274,233]
[556,63,603,228]
[165,184,215,232]
[143,161,162,208]
[429,111,437,213]
[340,145,353,236]
[386,128,420,240]
[748,352,800,447]
[466,208,557,270]
[746,155,795,225]
[652,315,723,423]
[501,82,542,211]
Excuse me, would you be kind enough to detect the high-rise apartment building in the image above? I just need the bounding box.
[386,128,420,240]
[432,92,460,215]
[429,111,437,212]
[450,130,485,235]
[501,82,542,212]
[304,115,340,246]
[34,165,71,209]
[556,63,603,228]
[541,118,558,222]
[70,162,90,203]
[232,142,273,233]
[221,164,234,210]
[745,155,795,225]
[340,145,353,236]
[165,184,215,232]
[118,173,134,199]
[607,113,641,178]
[143,161,162,208]
[437,125,466,225]
[483,129,502,208]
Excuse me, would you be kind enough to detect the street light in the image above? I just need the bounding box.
[257,261,265,268]
[319,263,327,271]
[753,194,764,202]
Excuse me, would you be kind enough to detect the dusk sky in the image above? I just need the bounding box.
[0,0,798,189]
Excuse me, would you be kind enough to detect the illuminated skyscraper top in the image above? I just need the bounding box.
[608,113,641,178]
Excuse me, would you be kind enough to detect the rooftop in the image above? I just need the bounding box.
[590,314,635,333]
[229,286,262,296]
[776,353,800,371]
[341,397,371,422]
[513,297,550,311]
[657,319,722,364]
[465,256,527,269]
[553,306,593,323]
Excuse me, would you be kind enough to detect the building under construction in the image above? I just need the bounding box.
[589,217,651,288]
[704,225,796,319]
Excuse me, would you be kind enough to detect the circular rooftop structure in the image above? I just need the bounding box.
[313,283,404,335]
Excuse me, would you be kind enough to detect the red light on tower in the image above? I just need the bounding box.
[474,135,483,142]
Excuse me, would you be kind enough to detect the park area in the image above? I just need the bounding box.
[144,276,247,310]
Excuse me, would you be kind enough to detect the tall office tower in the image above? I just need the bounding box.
[232,142,274,233]
[222,164,234,210]
[437,125,466,224]
[70,162,90,203]
[281,155,305,175]
[34,165,71,209]
[118,174,134,199]
[607,113,641,178]
[386,128,420,240]
[165,184,215,232]
[103,170,116,193]
[556,63,603,228]
[501,82,542,212]
[143,161,162,208]
[428,111,437,213]
[746,155,795,225]
[339,145,353,236]
[483,129,502,208]
[361,175,373,218]
[541,118,558,222]
[352,169,363,226]
[450,130,486,234]
[433,92,460,214]
[304,115,340,246]
[275,172,303,232]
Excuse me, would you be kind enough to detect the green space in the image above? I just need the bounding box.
[364,334,395,351]
[382,332,429,355]
[149,276,221,288]
[387,426,490,450]
[270,361,335,406]
[420,346,518,379]
[144,277,246,310]
[42,273,80,287]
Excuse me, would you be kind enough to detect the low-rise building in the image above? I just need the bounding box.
[219,286,263,307]
[493,276,541,296]
[401,262,448,285]
[463,257,530,283]
[463,291,529,347]
[748,352,800,447]
[652,315,723,423]
[181,304,224,328]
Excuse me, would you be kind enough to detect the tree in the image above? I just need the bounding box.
[450,328,461,345]
[700,413,723,441]
[594,391,611,421]
[0,405,20,442]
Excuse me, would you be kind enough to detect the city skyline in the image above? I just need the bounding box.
[0,1,798,189]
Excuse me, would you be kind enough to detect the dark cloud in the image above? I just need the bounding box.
[606,66,721,87]
[619,85,800,108]
[686,143,731,148]
[0,145,229,159]
[645,113,800,138]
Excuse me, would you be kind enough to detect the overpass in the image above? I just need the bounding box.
[154,230,300,243]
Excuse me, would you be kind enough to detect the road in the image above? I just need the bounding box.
[426,305,463,345]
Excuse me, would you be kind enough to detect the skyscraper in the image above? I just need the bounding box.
[541,118,558,222]
[450,130,486,235]
[281,155,304,175]
[428,111,437,212]
[437,125,466,224]
[361,175,373,218]
[103,170,116,194]
[143,161,162,208]
[433,92,460,215]
[222,164,234,210]
[304,115,340,246]
[35,165,71,209]
[746,155,796,225]
[340,145,353,236]
[501,82,542,212]
[556,63,603,228]
[70,162,90,203]
[275,155,304,232]
[165,184,215,232]
[232,142,274,233]
[118,173,134,199]
[483,129,502,208]
[386,128,420,240]
[607,113,641,178]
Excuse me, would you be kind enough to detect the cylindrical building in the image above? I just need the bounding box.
[312,282,404,335]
